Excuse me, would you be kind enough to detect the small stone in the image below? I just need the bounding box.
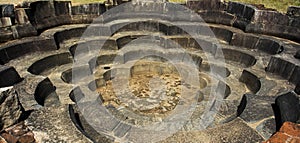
[0,133,17,143]
[279,122,300,137]
[18,132,35,143]
[264,122,300,143]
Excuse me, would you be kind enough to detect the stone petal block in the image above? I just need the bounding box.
[0,65,21,88]
[15,75,57,111]
[237,94,275,123]
[274,92,300,128]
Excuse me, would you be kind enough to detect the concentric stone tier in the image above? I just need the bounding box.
[0,0,299,143]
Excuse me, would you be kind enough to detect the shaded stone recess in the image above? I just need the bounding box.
[0,0,299,143]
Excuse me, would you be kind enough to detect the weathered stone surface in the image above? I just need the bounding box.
[246,23,300,42]
[230,33,259,49]
[69,104,113,143]
[255,38,282,55]
[0,27,14,43]
[15,8,30,25]
[296,83,300,95]
[0,4,15,23]
[252,10,289,25]
[0,37,57,64]
[54,1,71,16]
[162,118,264,143]
[237,94,275,123]
[227,2,256,21]
[0,65,21,88]
[198,11,234,26]
[289,66,300,84]
[266,56,300,84]
[72,3,106,15]
[256,118,276,139]
[12,24,38,39]
[61,65,92,84]
[264,122,300,143]
[28,53,72,75]
[210,27,233,43]
[220,48,256,67]
[186,0,226,11]
[287,6,300,17]
[28,1,71,30]
[295,50,300,59]
[53,26,87,48]
[25,105,93,142]
[0,88,22,130]
[28,1,55,24]
[0,122,36,143]
[239,70,261,93]
[290,17,300,27]
[0,17,12,27]
[69,87,85,103]
[15,75,58,111]
[274,92,300,128]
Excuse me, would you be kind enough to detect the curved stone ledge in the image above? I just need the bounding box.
[69,39,117,57]
[69,102,114,142]
[239,70,261,94]
[34,77,59,107]
[0,65,22,88]
[256,38,283,55]
[61,65,92,84]
[69,87,85,103]
[198,11,235,26]
[200,63,231,77]
[266,56,300,85]
[88,78,106,91]
[89,54,118,71]
[230,33,259,49]
[28,53,73,75]
[230,33,284,55]
[0,37,57,64]
[15,75,58,111]
[210,26,233,43]
[216,81,231,99]
[219,49,257,67]
[53,26,88,48]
